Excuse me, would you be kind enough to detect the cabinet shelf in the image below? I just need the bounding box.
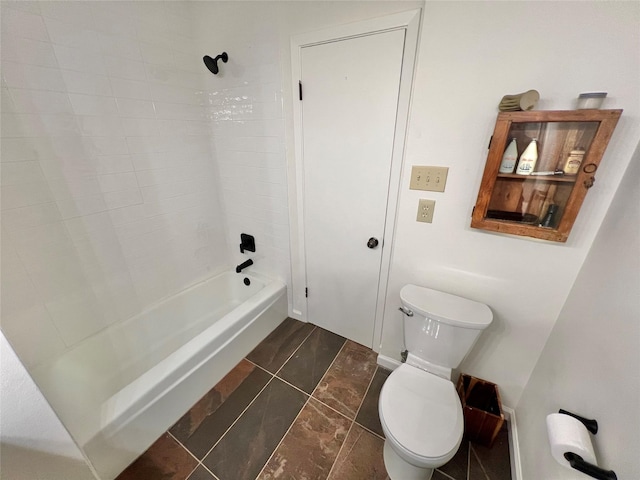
[496,173,576,183]
[471,109,622,242]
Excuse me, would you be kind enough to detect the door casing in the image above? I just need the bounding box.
[288,9,421,352]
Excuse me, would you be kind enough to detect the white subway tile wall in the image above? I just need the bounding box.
[195,2,290,291]
[0,1,266,368]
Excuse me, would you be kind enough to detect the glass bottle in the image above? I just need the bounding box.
[498,138,518,174]
[515,139,538,175]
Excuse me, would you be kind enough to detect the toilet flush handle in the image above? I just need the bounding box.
[398,306,413,317]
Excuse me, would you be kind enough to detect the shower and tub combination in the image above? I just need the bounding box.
[32,269,286,479]
[0,1,290,474]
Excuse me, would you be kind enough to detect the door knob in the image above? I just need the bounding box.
[367,237,379,249]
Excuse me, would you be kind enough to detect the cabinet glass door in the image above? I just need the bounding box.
[486,121,599,229]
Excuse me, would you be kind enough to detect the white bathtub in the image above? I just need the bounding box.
[31,271,287,480]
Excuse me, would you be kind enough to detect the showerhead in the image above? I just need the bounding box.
[203,52,228,75]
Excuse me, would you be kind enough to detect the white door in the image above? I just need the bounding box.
[301,29,406,347]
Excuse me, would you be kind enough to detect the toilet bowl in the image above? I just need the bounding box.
[379,284,493,480]
[379,363,463,479]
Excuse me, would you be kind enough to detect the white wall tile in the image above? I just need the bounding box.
[121,118,159,137]
[45,287,111,345]
[104,57,146,81]
[83,136,129,156]
[68,94,118,116]
[76,115,124,137]
[55,195,107,219]
[97,172,139,193]
[103,188,143,210]
[61,70,112,96]
[109,77,152,100]
[98,33,141,61]
[43,16,100,52]
[0,161,45,185]
[1,202,61,231]
[2,37,58,67]
[2,62,66,91]
[0,1,235,378]
[91,155,134,175]
[1,7,50,42]
[1,182,54,210]
[53,44,107,75]
[8,89,72,114]
[115,98,156,118]
[39,1,95,27]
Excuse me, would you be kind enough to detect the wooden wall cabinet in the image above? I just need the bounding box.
[471,109,622,242]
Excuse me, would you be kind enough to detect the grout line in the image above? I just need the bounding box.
[167,431,200,464]
[352,365,379,423]
[472,444,492,480]
[199,462,220,480]
[254,393,313,479]
[434,469,458,480]
[354,422,385,442]
[199,375,276,463]
[325,419,356,480]
[273,324,318,376]
[309,339,348,400]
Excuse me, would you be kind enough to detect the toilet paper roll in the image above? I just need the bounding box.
[546,413,597,470]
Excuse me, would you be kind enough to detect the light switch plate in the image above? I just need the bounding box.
[410,166,449,192]
[416,199,436,223]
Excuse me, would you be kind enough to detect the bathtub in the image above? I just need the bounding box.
[31,271,287,480]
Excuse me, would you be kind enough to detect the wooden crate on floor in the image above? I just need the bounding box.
[456,373,505,447]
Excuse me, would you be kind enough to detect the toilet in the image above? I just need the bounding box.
[379,284,493,480]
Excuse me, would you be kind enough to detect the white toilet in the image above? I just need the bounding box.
[379,284,493,480]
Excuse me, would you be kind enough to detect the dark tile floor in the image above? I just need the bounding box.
[117,318,512,480]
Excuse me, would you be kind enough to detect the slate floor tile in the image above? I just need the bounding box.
[186,465,216,480]
[170,359,257,444]
[469,424,512,480]
[277,327,346,393]
[327,424,389,480]
[438,439,469,480]
[116,433,197,480]
[203,378,307,480]
[313,340,377,418]
[355,366,390,437]
[184,366,271,459]
[258,398,351,479]
[247,318,315,373]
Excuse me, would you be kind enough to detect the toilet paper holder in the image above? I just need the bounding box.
[558,409,617,480]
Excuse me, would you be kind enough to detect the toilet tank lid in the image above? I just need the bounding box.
[400,285,493,329]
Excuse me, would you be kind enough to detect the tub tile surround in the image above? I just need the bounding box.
[0,0,232,370]
[117,318,512,480]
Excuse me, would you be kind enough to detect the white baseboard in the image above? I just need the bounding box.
[502,406,523,480]
[376,354,401,371]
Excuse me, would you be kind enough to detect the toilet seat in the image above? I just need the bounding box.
[379,363,463,466]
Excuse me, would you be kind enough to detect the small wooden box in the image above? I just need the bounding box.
[456,374,505,447]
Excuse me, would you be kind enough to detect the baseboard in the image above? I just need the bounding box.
[502,406,523,480]
[376,354,401,371]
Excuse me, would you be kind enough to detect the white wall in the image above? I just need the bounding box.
[1,1,230,369]
[516,142,640,479]
[0,332,96,480]
[378,1,640,407]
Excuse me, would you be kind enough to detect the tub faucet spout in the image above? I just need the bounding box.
[236,259,253,273]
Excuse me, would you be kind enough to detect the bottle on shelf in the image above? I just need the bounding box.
[563,148,586,175]
[498,138,518,173]
[515,139,538,175]
[539,204,558,228]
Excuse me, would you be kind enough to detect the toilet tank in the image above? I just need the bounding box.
[400,285,493,369]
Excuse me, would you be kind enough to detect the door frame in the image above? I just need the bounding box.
[287,9,421,351]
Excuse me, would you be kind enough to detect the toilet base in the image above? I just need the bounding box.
[383,440,434,480]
